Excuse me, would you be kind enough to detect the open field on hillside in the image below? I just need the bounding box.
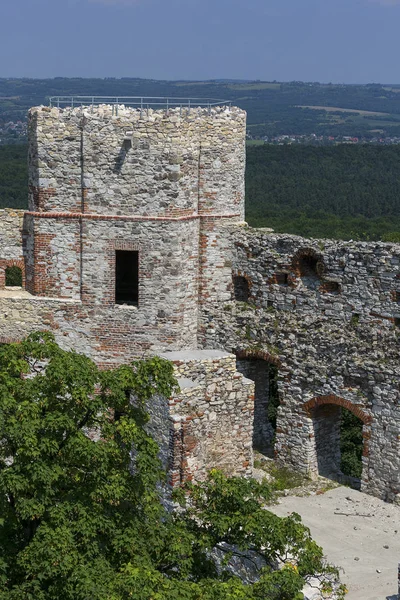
[297,105,391,116]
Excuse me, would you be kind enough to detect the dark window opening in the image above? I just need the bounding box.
[275,272,289,286]
[395,317,400,328]
[293,249,325,291]
[115,251,139,306]
[5,266,22,287]
[321,280,341,294]
[394,290,400,303]
[298,254,320,278]
[233,275,249,302]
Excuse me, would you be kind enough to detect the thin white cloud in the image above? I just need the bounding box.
[369,0,400,5]
[88,0,140,5]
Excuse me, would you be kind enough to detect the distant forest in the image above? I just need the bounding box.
[0,145,27,209]
[1,143,400,242]
[246,145,400,241]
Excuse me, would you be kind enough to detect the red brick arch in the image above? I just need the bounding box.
[303,394,371,424]
[0,258,26,288]
[235,348,281,368]
[304,394,371,459]
[232,270,253,288]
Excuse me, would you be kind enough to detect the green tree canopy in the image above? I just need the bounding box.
[0,333,344,599]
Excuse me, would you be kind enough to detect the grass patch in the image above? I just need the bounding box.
[269,465,308,491]
[254,458,308,491]
[246,139,265,146]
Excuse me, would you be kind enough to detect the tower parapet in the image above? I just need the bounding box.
[28,102,245,218]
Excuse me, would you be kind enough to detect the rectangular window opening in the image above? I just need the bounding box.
[115,250,139,306]
[275,272,289,286]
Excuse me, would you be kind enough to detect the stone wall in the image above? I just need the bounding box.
[28,105,246,218]
[12,104,246,361]
[201,226,400,501]
[0,103,399,501]
[159,350,254,486]
[0,209,25,289]
[0,104,247,364]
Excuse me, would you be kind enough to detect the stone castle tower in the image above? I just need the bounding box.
[25,103,246,360]
[21,101,254,484]
[0,99,399,499]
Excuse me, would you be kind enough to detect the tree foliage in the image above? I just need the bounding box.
[340,410,363,479]
[0,333,344,599]
[0,145,28,209]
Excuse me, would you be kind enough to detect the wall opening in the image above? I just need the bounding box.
[233,275,250,302]
[5,266,22,287]
[115,250,139,306]
[293,248,325,291]
[311,404,364,489]
[320,280,341,295]
[235,356,280,456]
[275,272,289,286]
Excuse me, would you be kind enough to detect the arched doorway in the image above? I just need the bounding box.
[235,349,281,457]
[304,395,371,487]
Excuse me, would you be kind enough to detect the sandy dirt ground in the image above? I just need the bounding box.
[270,486,400,600]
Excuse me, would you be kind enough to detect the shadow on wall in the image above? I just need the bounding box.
[312,403,364,489]
[113,140,131,174]
[235,356,279,457]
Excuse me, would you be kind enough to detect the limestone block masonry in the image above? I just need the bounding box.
[0,101,399,499]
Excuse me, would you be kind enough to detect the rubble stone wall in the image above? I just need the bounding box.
[200,226,400,501]
[28,105,246,217]
[0,105,399,501]
[16,104,247,360]
[160,350,254,486]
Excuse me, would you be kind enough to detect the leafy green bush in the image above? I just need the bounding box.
[5,265,22,286]
[340,409,363,479]
[0,333,345,599]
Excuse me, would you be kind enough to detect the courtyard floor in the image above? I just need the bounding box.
[270,485,400,600]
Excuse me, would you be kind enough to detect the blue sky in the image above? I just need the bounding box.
[1,0,400,82]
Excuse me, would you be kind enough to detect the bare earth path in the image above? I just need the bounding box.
[270,486,400,600]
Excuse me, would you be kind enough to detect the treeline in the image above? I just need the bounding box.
[0,145,28,209]
[246,144,400,241]
[1,143,400,241]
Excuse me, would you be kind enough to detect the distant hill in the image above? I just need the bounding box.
[2,78,400,143]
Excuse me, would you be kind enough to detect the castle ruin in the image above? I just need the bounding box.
[0,100,399,500]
